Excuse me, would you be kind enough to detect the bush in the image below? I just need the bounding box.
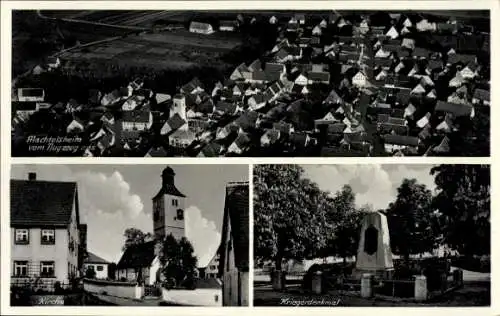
[376,280,414,298]
[182,277,197,290]
[451,256,490,273]
[302,262,355,293]
[85,268,96,279]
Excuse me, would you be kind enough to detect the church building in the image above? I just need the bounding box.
[116,166,188,283]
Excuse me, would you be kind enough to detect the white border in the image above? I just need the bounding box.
[2,1,498,315]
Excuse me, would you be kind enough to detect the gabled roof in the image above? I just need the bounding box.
[166,113,187,131]
[273,121,293,134]
[448,54,476,65]
[218,183,249,275]
[215,101,237,114]
[85,252,110,264]
[308,71,330,82]
[13,101,38,111]
[233,111,259,130]
[189,21,213,31]
[200,142,223,157]
[117,241,156,269]
[383,134,419,146]
[146,146,168,157]
[122,109,151,123]
[324,89,343,104]
[435,101,473,117]
[473,88,490,101]
[11,179,77,227]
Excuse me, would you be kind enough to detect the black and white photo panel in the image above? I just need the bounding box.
[253,164,490,306]
[11,10,490,157]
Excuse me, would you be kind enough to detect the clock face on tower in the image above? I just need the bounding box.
[176,209,184,221]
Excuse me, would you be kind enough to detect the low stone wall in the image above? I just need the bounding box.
[162,288,222,306]
[83,278,142,299]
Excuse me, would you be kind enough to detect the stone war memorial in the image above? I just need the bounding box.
[354,212,394,279]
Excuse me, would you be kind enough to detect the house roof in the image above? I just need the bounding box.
[473,88,490,101]
[153,180,186,199]
[11,179,77,227]
[383,134,419,146]
[166,113,187,131]
[448,54,476,65]
[181,77,204,93]
[233,111,259,130]
[200,142,223,157]
[85,252,110,264]
[122,109,151,123]
[218,183,249,275]
[273,121,293,134]
[435,101,473,117]
[190,21,213,31]
[324,89,343,105]
[327,123,346,134]
[308,71,330,82]
[116,241,156,269]
[215,101,237,114]
[262,128,281,143]
[248,59,262,72]
[220,20,237,28]
[13,101,38,111]
[146,146,168,157]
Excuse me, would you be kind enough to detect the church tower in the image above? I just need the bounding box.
[152,166,187,241]
[170,95,188,131]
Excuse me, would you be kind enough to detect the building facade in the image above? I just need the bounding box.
[83,252,110,279]
[219,182,249,306]
[204,252,220,279]
[10,173,83,288]
[115,241,161,286]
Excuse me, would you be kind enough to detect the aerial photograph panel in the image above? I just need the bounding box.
[11,10,490,157]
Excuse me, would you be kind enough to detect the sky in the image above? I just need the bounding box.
[302,164,437,211]
[11,164,249,266]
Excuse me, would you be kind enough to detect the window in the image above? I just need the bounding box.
[154,211,159,221]
[14,261,28,276]
[40,261,55,277]
[41,229,55,244]
[176,209,184,220]
[15,229,29,244]
[172,199,178,207]
[96,265,104,272]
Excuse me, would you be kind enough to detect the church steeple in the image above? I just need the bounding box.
[153,166,187,241]
[162,166,176,188]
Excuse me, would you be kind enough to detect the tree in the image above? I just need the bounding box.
[122,228,153,251]
[85,267,96,279]
[254,165,331,271]
[385,178,437,260]
[319,185,369,264]
[160,234,198,289]
[430,165,490,257]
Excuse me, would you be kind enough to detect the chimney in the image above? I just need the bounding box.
[28,172,36,181]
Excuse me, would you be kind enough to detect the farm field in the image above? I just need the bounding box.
[58,29,242,72]
[42,10,194,28]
